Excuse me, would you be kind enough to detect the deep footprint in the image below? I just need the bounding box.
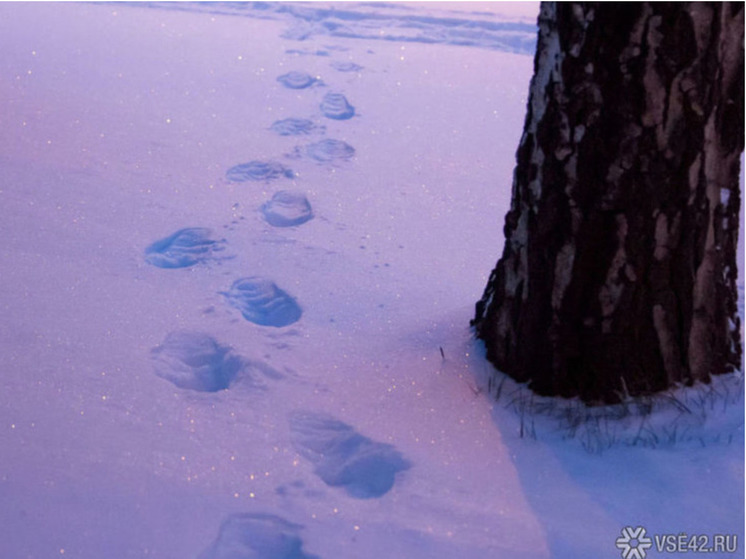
[151,331,243,392]
[261,191,314,227]
[270,118,321,136]
[319,92,355,120]
[306,139,355,163]
[226,161,294,182]
[222,277,302,327]
[198,513,320,559]
[151,331,284,392]
[277,71,321,89]
[289,411,411,499]
[144,227,229,269]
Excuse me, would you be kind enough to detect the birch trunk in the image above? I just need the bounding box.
[473,2,744,403]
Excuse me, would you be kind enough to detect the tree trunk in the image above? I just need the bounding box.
[473,2,744,404]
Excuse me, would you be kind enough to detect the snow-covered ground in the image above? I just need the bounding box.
[0,3,742,559]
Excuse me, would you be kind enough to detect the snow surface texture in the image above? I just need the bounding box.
[0,2,742,559]
[144,1,540,54]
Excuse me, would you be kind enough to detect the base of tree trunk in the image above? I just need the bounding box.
[473,3,744,404]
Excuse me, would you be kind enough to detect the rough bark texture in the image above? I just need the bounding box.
[473,2,744,404]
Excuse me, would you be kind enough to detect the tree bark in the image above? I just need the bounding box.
[473,2,744,404]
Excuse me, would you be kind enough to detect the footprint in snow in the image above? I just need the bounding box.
[285,48,330,58]
[151,331,283,392]
[261,191,314,227]
[330,60,363,72]
[198,513,319,559]
[305,139,355,163]
[144,227,230,269]
[319,92,355,120]
[270,118,323,136]
[226,161,294,183]
[222,277,302,328]
[289,411,411,499]
[277,71,321,90]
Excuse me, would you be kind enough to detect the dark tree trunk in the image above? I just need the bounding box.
[473,2,744,404]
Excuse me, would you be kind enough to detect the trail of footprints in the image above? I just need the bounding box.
[144,57,410,556]
[198,414,410,559]
[146,62,362,331]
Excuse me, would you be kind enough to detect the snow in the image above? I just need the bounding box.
[0,2,742,559]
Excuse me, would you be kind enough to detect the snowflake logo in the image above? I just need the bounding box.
[616,526,653,559]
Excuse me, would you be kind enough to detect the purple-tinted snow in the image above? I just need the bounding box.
[0,3,742,559]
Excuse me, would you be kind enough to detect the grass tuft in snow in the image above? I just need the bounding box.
[484,367,744,454]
